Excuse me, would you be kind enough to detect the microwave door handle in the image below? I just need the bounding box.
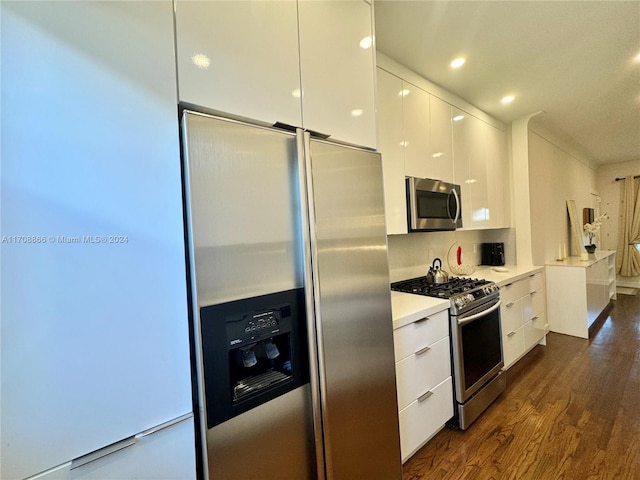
[451,188,460,225]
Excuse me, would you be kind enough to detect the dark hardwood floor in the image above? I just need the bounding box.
[403,293,640,480]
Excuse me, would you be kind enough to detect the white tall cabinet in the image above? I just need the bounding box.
[175,0,377,149]
[1,2,194,479]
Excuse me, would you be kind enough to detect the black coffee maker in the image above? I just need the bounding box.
[481,243,505,266]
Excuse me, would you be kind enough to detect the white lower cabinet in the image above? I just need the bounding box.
[393,308,453,462]
[500,271,547,369]
[398,377,453,462]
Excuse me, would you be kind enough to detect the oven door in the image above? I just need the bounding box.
[450,298,503,403]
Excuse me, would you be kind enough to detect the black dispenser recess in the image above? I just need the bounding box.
[199,288,309,428]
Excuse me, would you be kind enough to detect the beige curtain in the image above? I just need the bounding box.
[616,176,640,276]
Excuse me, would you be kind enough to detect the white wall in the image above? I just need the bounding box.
[596,160,640,288]
[528,131,598,264]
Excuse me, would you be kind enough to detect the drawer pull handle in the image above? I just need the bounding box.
[415,316,429,324]
[415,345,431,356]
[417,390,434,402]
[507,331,516,338]
[532,316,539,321]
[531,290,538,295]
[506,302,515,308]
[504,283,513,288]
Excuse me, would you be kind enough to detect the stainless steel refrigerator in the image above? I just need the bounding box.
[181,110,401,479]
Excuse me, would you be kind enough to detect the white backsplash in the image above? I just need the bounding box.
[387,228,516,282]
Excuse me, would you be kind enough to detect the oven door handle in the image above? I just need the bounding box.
[457,299,502,325]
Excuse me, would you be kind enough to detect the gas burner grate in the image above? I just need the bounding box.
[391,276,491,299]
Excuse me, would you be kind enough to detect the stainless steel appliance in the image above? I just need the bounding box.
[406,177,462,231]
[181,111,401,479]
[391,276,506,429]
[481,242,506,266]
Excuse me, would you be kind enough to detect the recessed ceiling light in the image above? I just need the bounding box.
[291,88,301,98]
[398,89,410,97]
[360,36,373,49]
[351,109,364,118]
[452,115,465,122]
[191,53,211,69]
[432,152,444,158]
[501,95,515,104]
[450,57,466,69]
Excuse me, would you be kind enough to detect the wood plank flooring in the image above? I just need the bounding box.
[402,293,640,480]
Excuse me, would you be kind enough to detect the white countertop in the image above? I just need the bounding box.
[391,291,450,329]
[546,250,615,268]
[390,264,545,329]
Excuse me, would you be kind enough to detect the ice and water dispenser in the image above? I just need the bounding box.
[199,289,309,428]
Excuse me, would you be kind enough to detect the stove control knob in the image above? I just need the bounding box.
[454,297,466,308]
[466,293,474,303]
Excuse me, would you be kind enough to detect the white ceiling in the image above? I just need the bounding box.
[374,0,640,166]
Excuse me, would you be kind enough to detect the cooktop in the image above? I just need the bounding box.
[390,276,491,299]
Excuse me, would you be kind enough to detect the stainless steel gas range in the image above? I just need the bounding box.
[391,276,506,429]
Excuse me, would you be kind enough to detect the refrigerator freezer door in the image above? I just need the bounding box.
[181,112,315,480]
[182,112,304,306]
[306,139,402,479]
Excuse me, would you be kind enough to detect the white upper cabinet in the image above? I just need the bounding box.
[175,1,302,127]
[428,96,454,184]
[452,108,489,229]
[485,123,511,228]
[402,83,431,178]
[174,1,378,148]
[298,0,377,148]
[376,68,408,234]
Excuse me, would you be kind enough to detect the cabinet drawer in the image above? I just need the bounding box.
[500,278,529,305]
[395,337,451,411]
[530,272,543,293]
[531,289,545,316]
[502,326,524,369]
[524,317,546,350]
[398,376,453,463]
[393,309,449,362]
[501,299,522,334]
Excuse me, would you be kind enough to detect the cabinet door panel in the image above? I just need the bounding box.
[377,68,408,234]
[501,300,523,334]
[393,310,449,362]
[429,95,454,183]
[502,328,525,369]
[403,84,430,178]
[298,0,376,148]
[398,377,453,462]
[175,0,301,127]
[395,337,451,410]
[485,123,509,227]
[1,2,192,479]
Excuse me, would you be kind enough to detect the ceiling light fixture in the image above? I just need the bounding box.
[191,53,211,69]
[452,115,465,122]
[450,57,466,69]
[359,36,373,49]
[398,89,410,97]
[351,109,364,117]
[501,95,515,104]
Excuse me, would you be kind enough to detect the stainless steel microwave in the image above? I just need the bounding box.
[407,177,462,231]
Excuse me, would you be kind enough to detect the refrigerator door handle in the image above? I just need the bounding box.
[295,128,327,479]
